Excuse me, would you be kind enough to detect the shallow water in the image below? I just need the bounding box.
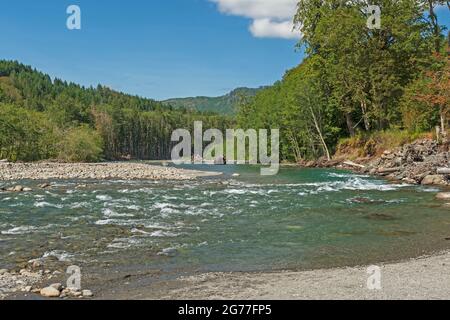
[0,165,449,278]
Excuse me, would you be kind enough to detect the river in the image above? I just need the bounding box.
[0,164,449,286]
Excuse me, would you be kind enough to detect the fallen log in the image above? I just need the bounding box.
[343,161,366,169]
[377,167,402,174]
[437,168,450,174]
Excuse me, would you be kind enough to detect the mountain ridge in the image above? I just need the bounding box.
[163,87,264,114]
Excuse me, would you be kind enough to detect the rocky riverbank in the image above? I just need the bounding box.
[363,139,450,186]
[0,162,222,181]
[300,139,450,187]
[0,267,94,300]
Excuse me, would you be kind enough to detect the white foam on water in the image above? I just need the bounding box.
[33,201,63,209]
[102,208,134,218]
[1,226,39,235]
[150,230,180,237]
[107,237,141,249]
[9,202,24,207]
[131,228,151,235]
[70,202,91,209]
[143,223,173,230]
[157,247,179,256]
[328,172,370,179]
[42,250,74,262]
[94,218,136,226]
[96,195,113,201]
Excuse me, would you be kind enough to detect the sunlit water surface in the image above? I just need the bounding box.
[1,165,449,279]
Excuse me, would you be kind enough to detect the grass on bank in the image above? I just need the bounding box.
[334,129,436,160]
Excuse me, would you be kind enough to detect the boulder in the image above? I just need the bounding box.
[40,286,61,298]
[50,283,63,291]
[436,193,450,200]
[421,175,447,186]
[13,185,24,192]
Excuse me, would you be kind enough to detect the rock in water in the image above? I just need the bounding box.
[422,175,446,186]
[40,286,61,298]
[436,193,450,200]
[13,185,24,192]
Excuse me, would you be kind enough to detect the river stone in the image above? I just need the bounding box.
[13,185,24,192]
[0,269,8,275]
[436,193,450,200]
[40,286,61,298]
[421,175,446,185]
[50,283,63,291]
[82,289,93,297]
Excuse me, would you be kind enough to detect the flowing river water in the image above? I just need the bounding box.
[1,164,449,289]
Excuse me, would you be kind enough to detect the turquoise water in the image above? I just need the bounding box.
[0,165,449,277]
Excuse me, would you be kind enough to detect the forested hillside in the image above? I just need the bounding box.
[0,61,231,162]
[163,87,262,114]
[237,1,449,162]
[1,2,449,165]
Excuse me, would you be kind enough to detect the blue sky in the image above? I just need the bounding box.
[0,0,302,100]
[0,1,448,100]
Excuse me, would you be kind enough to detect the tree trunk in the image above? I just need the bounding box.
[441,107,448,143]
[429,0,441,53]
[309,106,331,161]
[345,113,356,137]
[361,100,370,131]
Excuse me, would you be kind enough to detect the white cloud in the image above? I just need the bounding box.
[250,18,300,39]
[210,0,301,39]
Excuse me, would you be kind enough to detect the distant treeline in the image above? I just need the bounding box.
[237,1,449,162]
[0,60,231,162]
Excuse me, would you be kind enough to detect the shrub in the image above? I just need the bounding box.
[335,129,429,158]
[58,126,103,162]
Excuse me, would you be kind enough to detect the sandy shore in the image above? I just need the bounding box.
[106,251,450,300]
[0,162,222,181]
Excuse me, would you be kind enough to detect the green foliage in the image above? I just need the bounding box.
[0,103,56,161]
[0,60,233,162]
[237,1,449,162]
[58,126,103,162]
[163,87,262,114]
[400,77,440,133]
